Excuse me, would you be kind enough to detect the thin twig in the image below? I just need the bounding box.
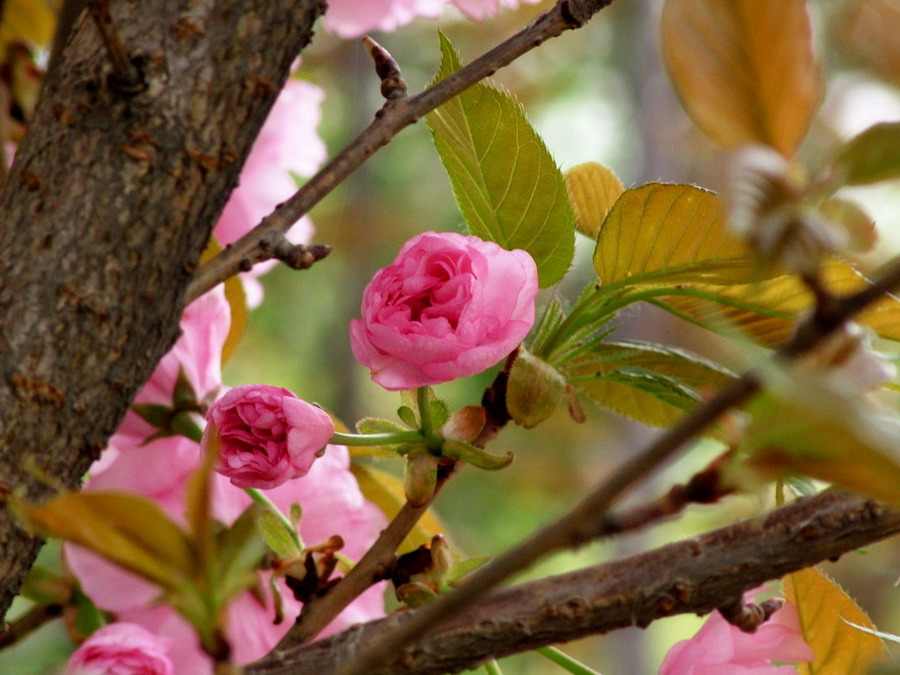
[89,0,144,94]
[275,468,455,648]
[334,254,900,674]
[247,491,900,674]
[185,0,616,303]
[0,603,63,649]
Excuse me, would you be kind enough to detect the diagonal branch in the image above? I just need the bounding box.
[247,491,900,674]
[185,0,617,302]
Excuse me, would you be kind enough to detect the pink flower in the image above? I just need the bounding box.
[214,78,326,306]
[203,384,335,489]
[66,622,174,675]
[659,595,814,674]
[350,231,538,390]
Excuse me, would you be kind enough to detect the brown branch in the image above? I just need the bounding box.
[276,468,456,648]
[185,0,617,302]
[246,491,900,674]
[88,0,144,95]
[335,254,900,673]
[0,603,63,649]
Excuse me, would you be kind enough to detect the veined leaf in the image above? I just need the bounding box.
[19,491,192,590]
[662,0,820,156]
[565,162,624,239]
[743,369,900,507]
[569,369,709,431]
[593,184,768,289]
[426,33,575,287]
[654,260,900,346]
[565,341,735,390]
[350,463,443,554]
[834,122,900,185]
[784,568,887,674]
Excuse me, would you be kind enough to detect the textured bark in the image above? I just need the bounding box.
[0,0,323,619]
[248,491,900,674]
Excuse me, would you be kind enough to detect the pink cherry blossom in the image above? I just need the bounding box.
[66,622,174,675]
[350,231,538,390]
[659,594,814,674]
[322,0,542,39]
[203,384,335,489]
[214,78,326,306]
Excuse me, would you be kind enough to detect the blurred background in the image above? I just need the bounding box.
[5,0,900,672]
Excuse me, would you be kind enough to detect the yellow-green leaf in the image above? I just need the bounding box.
[834,122,900,186]
[565,162,624,239]
[426,33,575,287]
[594,184,765,288]
[350,463,443,554]
[0,0,58,48]
[655,260,900,346]
[661,0,820,156]
[201,238,248,364]
[784,567,887,674]
[19,491,191,590]
[743,370,900,507]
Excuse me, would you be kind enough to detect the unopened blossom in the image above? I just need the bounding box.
[659,594,813,674]
[66,622,174,675]
[203,384,335,489]
[350,231,538,390]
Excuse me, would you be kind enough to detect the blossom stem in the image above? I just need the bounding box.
[245,488,303,551]
[536,646,602,675]
[417,387,434,438]
[329,430,424,446]
[482,659,504,675]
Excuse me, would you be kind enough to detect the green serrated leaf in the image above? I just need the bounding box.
[594,184,766,290]
[834,121,900,185]
[427,32,575,288]
[397,406,418,428]
[441,439,513,470]
[258,508,302,559]
[428,399,451,429]
[216,505,267,603]
[72,589,108,637]
[357,417,412,435]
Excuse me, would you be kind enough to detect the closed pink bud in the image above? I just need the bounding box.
[66,622,174,675]
[203,384,335,489]
[350,231,538,391]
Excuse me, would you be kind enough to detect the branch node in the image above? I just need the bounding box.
[362,36,407,100]
[90,0,146,95]
[272,241,332,270]
[718,595,784,633]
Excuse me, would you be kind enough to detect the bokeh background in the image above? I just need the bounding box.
[5,0,900,672]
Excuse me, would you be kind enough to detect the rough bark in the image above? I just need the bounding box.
[248,491,900,674]
[0,0,323,619]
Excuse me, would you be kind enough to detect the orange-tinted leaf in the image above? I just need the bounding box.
[784,568,887,674]
[565,162,624,239]
[662,0,820,156]
[201,238,247,364]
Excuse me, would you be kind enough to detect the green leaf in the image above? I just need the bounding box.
[594,184,767,290]
[834,121,900,185]
[743,369,900,507]
[662,0,820,156]
[215,505,267,603]
[784,568,888,674]
[654,260,900,346]
[258,507,302,559]
[426,32,575,287]
[565,162,624,239]
[71,589,108,638]
[397,406,418,428]
[445,555,491,586]
[21,565,72,605]
[441,439,513,470]
[569,369,709,431]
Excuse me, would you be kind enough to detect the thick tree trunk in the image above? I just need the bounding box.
[0,0,323,619]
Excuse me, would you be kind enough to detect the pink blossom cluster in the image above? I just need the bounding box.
[324,0,543,38]
[64,285,384,675]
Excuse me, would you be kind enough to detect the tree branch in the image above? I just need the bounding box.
[0,0,324,620]
[246,491,900,674]
[185,0,617,302]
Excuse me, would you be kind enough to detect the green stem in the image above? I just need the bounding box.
[417,387,434,438]
[329,430,424,446]
[245,488,303,551]
[482,659,504,675]
[536,646,602,675]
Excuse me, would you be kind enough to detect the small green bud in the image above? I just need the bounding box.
[506,348,566,428]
